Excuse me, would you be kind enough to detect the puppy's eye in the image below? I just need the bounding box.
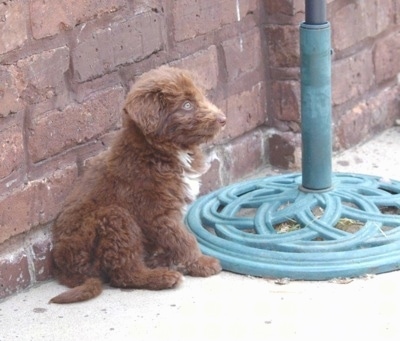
[182,101,193,111]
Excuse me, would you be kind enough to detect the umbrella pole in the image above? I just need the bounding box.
[300,0,332,191]
[185,0,400,281]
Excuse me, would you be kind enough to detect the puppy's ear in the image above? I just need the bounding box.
[123,89,164,135]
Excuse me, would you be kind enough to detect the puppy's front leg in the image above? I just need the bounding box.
[184,253,222,277]
[167,230,222,277]
[151,215,221,277]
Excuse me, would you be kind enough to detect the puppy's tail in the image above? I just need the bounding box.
[50,278,103,304]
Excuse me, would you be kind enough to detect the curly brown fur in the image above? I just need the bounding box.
[50,66,226,304]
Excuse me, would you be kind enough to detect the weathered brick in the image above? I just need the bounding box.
[30,0,70,39]
[72,12,163,82]
[30,165,78,227]
[222,82,267,140]
[30,0,126,39]
[368,87,400,130]
[28,87,124,163]
[332,48,374,106]
[265,0,291,16]
[133,0,162,14]
[200,157,222,195]
[374,32,400,84]
[336,104,369,149]
[0,187,32,244]
[32,237,53,282]
[236,0,259,20]
[0,66,24,117]
[171,45,219,91]
[0,123,24,180]
[223,28,262,82]
[72,72,122,103]
[332,0,393,52]
[336,87,400,149]
[0,0,28,54]
[16,46,70,107]
[397,1,400,25]
[265,24,299,68]
[173,0,237,42]
[270,80,300,122]
[265,0,304,17]
[268,133,300,169]
[0,251,31,299]
[0,165,77,244]
[229,131,264,181]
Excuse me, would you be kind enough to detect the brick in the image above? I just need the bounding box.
[32,237,53,282]
[223,28,262,82]
[265,24,299,68]
[397,2,400,25]
[29,0,70,39]
[72,12,163,82]
[200,157,222,195]
[368,87,400,130]
[332,0,393,52]
[139,11,164,57]
[17,47,70,107]
[270,81,300,122]
[173,0,237,42]
[0,165,78,244]
[0,251,31,299]
[265,0,291,16]
[229,131,264,181]
[332,48,374,106]
[222,82,267,140]
[133,0,162,14]
[0,123,24,180]
[72,72,122,103]
[0,186,32,244]
[374,32,400,84]
[265,0,304,17]
[268,133,300,169]
[0,0,28,54]
[30,0,126,39]
[0,66,24,117]
[28,87,124,163]
[30,165,78,227]
[236,0,259,20]
[336,87,400,149]
[337,103,369,149]
[171,45,219,91]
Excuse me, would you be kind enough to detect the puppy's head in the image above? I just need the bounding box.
[124,66,226,148]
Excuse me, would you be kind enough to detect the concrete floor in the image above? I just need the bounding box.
[1,126,400,341]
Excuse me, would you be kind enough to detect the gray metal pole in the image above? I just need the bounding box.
[305,0,327,24]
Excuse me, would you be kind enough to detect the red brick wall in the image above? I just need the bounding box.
[0,0,267,299]
[1,0,400,299]
[266,0,400,167]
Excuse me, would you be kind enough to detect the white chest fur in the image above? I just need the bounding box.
[178,151,202,203]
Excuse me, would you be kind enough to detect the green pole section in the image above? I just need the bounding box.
[300,22,332,191]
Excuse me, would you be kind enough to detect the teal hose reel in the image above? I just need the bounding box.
[185,0,400,280]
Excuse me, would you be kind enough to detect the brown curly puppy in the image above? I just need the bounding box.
[50,66,226,304]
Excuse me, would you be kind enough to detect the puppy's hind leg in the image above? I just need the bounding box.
[96,206,182,290]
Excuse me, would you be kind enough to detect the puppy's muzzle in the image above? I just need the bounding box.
[216,112,226,127]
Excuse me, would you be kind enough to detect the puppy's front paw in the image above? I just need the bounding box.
[187,255,222,277]
[149,269,183,290]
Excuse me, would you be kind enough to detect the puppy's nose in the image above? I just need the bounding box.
[217,112,226,126]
